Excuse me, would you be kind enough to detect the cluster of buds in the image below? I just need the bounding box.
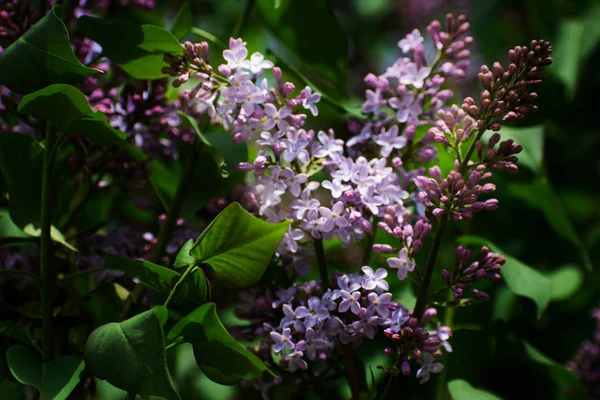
[440,246,505,301]
[462,40,553,131]
[427,104,477,148]
[426,13,473,79]
[475,133,523,173]
[163,41,212,89]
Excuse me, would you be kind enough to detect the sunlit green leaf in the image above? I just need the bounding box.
[547,264,584,301]
[498,125,544,174]
[190,202,290,288]
[448,379,502,400]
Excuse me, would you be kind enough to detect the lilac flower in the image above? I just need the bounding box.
[242,52,274,74]
[263,104,291,131]
[363,89,386,115]
[373,125,407,157]
[416,353,443,384]
[319,202,348,228]
[240,83,265,114]
[388,93,422,123]
[270,328,295,353]
[388,308,410,332]
[338,291,362,314]
[367,292,393,318]
[336,274,362,294]
[291,186,321,219]
[361,266,389,292]
[435,322,453,353]
[301,209,332,239]
[387,247,415,280]
[361,186,384,215]
[223,39,248,69]
[398,29,424,53]
[301,86,321,116]
[312,130,344,159]
[296,328,328,360]
[295,297,330,328]
[322,179,351,199]
[281,168,307,197]
[273,286,297,308]
[280,305,306,332]
[258,183,285,215]
[281,130,310,164]
[285,350,308,372]
[399,63,431,89]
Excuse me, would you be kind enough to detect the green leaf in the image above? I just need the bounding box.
[523,341,583,393]
[174,239,196,269]
[167,303,267,384]
[149,158,181,206]
[84,307,180,399]
[190,202,290,288]
[187,268,209,305]
[18,84,126,146]
[0,6,98,94]
[179,112,227,177]
[498,125,544,174]
[552,19,584,98]
[101,253,180,294]
[448,379,502,400]
[0,133,42,228]
[22,224,77,252]
[459,236,552,319]
[0,322,37,349]
[77,16,183,80]
[171,3,192,41]
[6,345,85,400]
[548,264,584,302]
[257,0,347,86]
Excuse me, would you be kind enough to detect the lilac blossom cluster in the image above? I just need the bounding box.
[235,267,450,385]
[568,307,600,398]
[440,246,505,302]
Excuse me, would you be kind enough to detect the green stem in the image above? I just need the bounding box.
[435,291,455,400]
[119,143,198,321]
[40,122,57,363]
[414,219,447,319]
[163,263,196,308]
[361,220,378,267]
[458,127,486,173]
[341,343,360,400]
[313,238,330,289]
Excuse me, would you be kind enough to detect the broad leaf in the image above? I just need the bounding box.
[190,202,290,288]
[547,264,584,302]
[0,6,98,94]
[84,307,180,399]
[22,224,77,252]
[18,84,126,146]
[101,253,180,294]
[523,341,583,393]
[179,112,227,177]
[148,158,181,206]
[6,345,85,400]
[171,3,193,41]
[0,322,36,348]
[174,239,196,269]
[448,379,501,400]
[167,303,267,384]
[77,16,183,80]
[459,236,552,319]
[498,125,544,174]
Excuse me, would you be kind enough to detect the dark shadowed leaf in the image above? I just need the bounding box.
[77,16,183,80]
[448,379,502,400]
[459,236,552,319]
[18,84,126,146]
[189,202,290,288]
[6,345,85,400]
[174,239,196,269]
[171,3,193,41]
[0,6,99,94]
[167,303,267,384]
[523,341,583,393]
[84,307,180,399]
[179,112,227,177]
[101,253,180,294]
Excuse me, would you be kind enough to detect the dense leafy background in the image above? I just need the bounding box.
[0,0,599,399]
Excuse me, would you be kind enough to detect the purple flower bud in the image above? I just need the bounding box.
[484,199,499,210]
[401,359,411,375]
[373,244,393,253]
[421,308,437,325]
[384,347,394,357]
[441,269,451,283]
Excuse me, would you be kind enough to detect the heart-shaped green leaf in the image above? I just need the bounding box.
[189,202,290,288]
[0,6,99,94]
[77,17,183,80]
[84,306,180,399]
[448,379,501,400]
[6,345,85,400]
[18,84,128,147]
[167,303,267,384]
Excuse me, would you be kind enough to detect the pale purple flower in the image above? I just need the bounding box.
[388,308,410,332]
[367,292,393,318]
[330,157,355,182]
[263,103,291,131]
[301,209,332,238]
[373,125,408,157]
[291,187,320,219]
[270,328,295,353]
[322,179,351,199]
[296,328,328,360]
[400,63,431,89]
[240,82,265,114]
[336,274,361,294]
[387,247,415,280]
[338,290,362,314]
[280,305,306,332]
[295,297,330,328]
[282,131,310,164]
[361,186,383,215]
[285,350,308,372]
[242,52,274,74]
[319,202,348,228]
[282,168,307,197]
[273,286,297,308]
[312,130,344,159]
[398,29,424,53]
[300,86,321,116]
[258,183,285,215]
[280,227,305,253]
[361,266,389,292]
[388,92,422,123]
[436,322,453,353]
[223,39,248,69]
[416,353,443,384]
[362,89,385,115]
